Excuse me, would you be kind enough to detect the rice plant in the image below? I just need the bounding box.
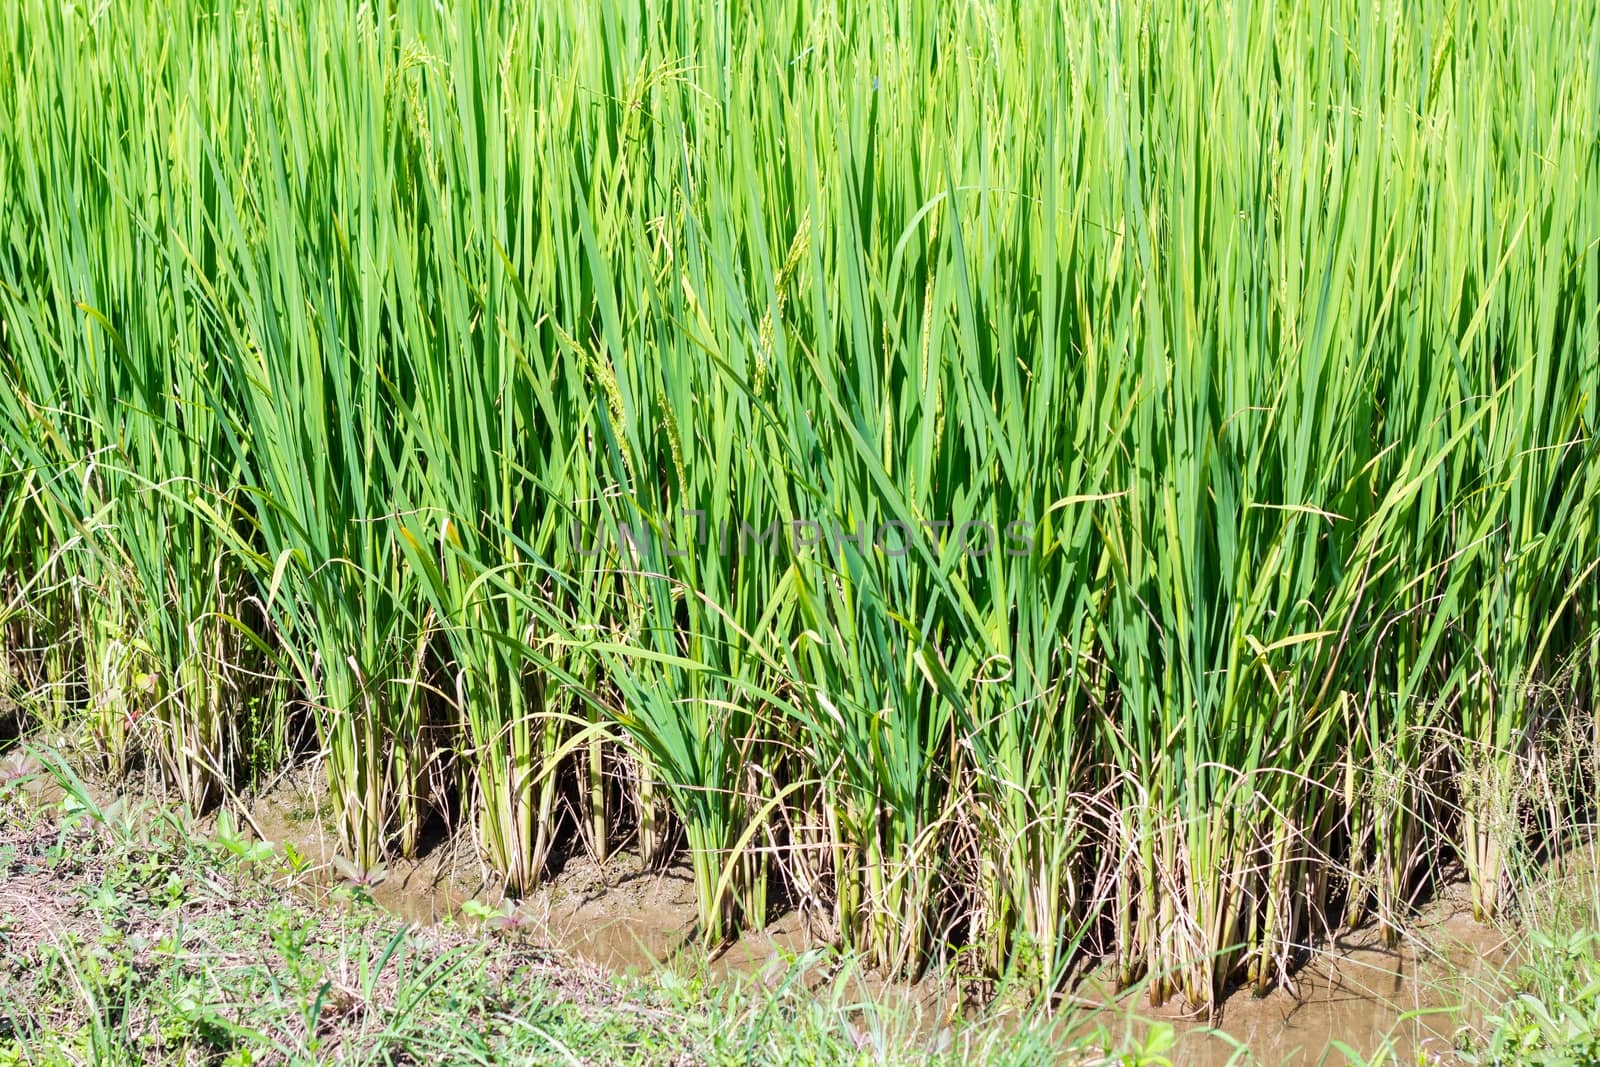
[2,0,1597,1014]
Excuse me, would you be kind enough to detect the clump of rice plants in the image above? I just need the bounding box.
[1,0,1597,1014]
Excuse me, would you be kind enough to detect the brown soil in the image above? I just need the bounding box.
[241,768,960,1017]
[1118,900,1507,1065]
[232,770,1513,1064]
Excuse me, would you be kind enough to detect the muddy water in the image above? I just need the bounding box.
[243,774,1510,1064]
[1109,906,1509,1065]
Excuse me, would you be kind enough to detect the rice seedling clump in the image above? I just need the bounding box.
[1,0,1597,1012]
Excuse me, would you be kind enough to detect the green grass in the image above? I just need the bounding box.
[1467,929,1600,1067]
[0,756,1145,1066]
[1450,815,1600,1066]
[0,0,1597,1015]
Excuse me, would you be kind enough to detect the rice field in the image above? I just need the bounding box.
[1,0,1597,1014]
